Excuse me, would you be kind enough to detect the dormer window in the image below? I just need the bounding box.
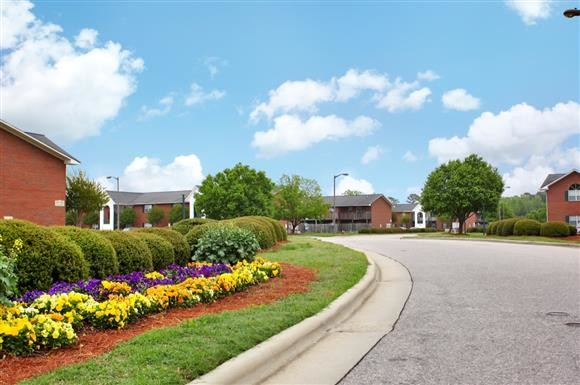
[567,184,580,201]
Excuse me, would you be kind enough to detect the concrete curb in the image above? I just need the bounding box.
[189,245,378,385]
[404,235,580,248]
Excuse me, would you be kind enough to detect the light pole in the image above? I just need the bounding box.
[333,173,349,232]
[107,176,120,230]
[498,185,510,220]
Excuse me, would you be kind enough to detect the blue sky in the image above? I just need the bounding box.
[1,0,579,200]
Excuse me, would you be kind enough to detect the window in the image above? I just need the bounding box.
[417,212,424,224]
[567,184,580,201]
[568,216,580,227]
[144,204,153,213]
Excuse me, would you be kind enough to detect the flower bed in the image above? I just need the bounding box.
[0,258,281,355]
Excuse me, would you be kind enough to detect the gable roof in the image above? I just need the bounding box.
[107,190,193,205]
[0,119,80,165]
[322,194,390,207]
[540,170,579,189]
[392,203,418,213]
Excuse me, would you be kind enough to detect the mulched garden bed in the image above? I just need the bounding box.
[0,262,316,385]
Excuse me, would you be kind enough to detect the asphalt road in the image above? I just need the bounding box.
[329,235,580,385]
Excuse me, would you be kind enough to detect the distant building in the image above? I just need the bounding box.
[99,190,195,230]
[392,203,429,229]
[0,119,79,225]
[540,170,580,228]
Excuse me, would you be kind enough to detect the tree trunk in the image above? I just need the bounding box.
[458,217,466,235]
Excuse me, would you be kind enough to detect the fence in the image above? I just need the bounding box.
[294,222,372,234]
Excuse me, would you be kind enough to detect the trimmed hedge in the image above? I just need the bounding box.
[231,217,273,249]
[513,219,541,236]
[263,217,287,241]
[172,218,216,235]
[496,220,506,236]
[100,231,153,274]
[53,226,119,278]
[185,222,227,256]
[0,220,89,292]
[540,221,571,237]
[130,232,174,270]
[359,227,438,234]
[568,225,577,236]
[487,222,498,235]
[246,217,277,246]
[499,218,520,236]
[133,228,190,266]
[193,226,259,264]
[466,226,485,233]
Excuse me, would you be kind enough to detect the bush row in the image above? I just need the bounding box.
[359,227,439,234]
[0,220,190,292]
[486,219,576,237]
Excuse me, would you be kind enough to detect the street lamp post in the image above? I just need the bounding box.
[498,185,511,220]
[333,173,349,233]
[107,176,120,230]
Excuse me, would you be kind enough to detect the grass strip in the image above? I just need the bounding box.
[414,232,579,244]
[22,237,367,385]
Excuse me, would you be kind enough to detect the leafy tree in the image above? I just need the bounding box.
[525,206,547,222]
[169,204,186,224]
[400,213,412,227]
[147,206,165,226]
[83,211,100,227]
[421,154,503,234]
[120,207,136,228]
[407,193,421,204]
[343,189,363,196]
[388,196,400,205]
[273,175,329,233]
[195,163,275,219]
[66,170,109,227]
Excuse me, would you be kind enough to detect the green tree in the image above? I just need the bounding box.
[343,189,363,196]
[147,206,165,226]
[407,193,421,204]
[195,163,275,219]
[400,213,412,227]
[388,196,400,205]
[421,154,503,234]
[273,175,329,233]
[65,170,109,227]
[83,211,100,227]
[169,204,186,224]
[525,206,547,222]
[120,207,136,228]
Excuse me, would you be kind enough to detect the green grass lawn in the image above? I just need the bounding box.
[22,237,367,385]
[415,232,579,244]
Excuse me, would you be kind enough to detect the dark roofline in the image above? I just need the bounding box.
[540,169,579,190]
[322,193,391,207]
[0,119,80,165]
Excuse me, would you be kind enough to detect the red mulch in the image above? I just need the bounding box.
[0,262,316,385]
[561,235,580,242]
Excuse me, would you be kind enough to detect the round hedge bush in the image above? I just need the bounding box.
[540,221,570,237]
[231,217,274,249]
[263,217,287,241]
[568,225,577,236]
[495,220,506,236]
[185,222,227,256]
[486,222,497,235]
[100,231,153,273]
[53,226,119,278]
[0,220,89,292]
[513,219,541,236]
[193,226,259,265]
[172,218,216,235]
[499,218,520,236]
[130,232,174,270]
[247,216,277,246]
[133,228,190,266]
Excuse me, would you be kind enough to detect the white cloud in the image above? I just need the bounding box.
[505,0,552,25]
[442,88,481,111]
[251,114,380,158]
[403,150,418,162]
[185,82,226,106]
[336,176,374,195]
[203,56,227,79]
[375,79,431,112]
[361,145,384,164]
[0,0,143,143]
[139,95,174,120]
[417,70,440,81]
[429,102,579,165]
[335,69,389,101]
[98,154,204,192]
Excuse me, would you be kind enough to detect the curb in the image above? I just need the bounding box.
[404,235,580,248]
[188,247,378,385]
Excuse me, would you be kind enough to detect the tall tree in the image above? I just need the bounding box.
[343,189,363,196]
[421,154,503,234]
[169,204,185,224]
[407,193,421,204]
[147,206,165,226]
[388,196,400,205]
[195,163,275,219]
[66,171,109,227]
[273,175,329,233]
[119,207,136,228]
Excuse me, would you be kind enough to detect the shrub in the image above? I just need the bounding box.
[185,222,226,256]
[172,218,216,235]
[263,217,287,241]
[513,219,541,236]
[120,208,136,228]
[246,216,277,246]
[466,226,485,233]
[0,234,19,305]
[540,221,570,237]
[130,232,174,270]
[495,220,506,236]
[147,206,165,226]
[193,226,259,264]
[0,220,89,292]
[231,217,275,249]
[499,218,519,236]
[100,231,153,273]
[169,204,185,225]
[53,226,119,278]
[486,222,497,235]
[133,228,190,266]
[568,225,577,236]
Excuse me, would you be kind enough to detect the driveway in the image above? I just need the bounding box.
[327,235,580,385]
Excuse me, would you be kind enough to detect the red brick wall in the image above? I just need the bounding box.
[371,198,392,228]
[131,203,189,228]
[546,172,580,222]
[392,212,412,227]
[0,129,66,225]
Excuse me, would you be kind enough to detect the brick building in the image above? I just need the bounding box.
[540,170,580,228]
[99,190,195,229]
[0,120,79,225]
[392,203,429,228]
